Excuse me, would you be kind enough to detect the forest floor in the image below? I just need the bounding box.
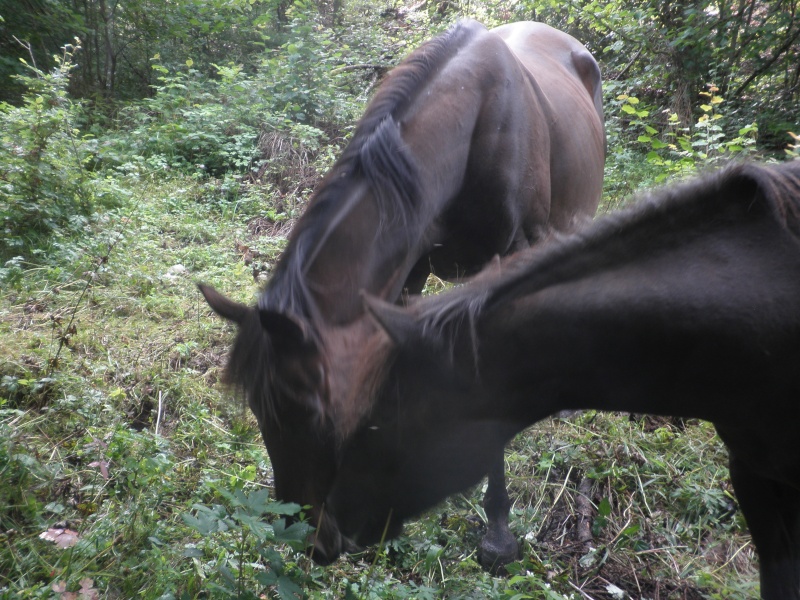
[1,170,760,599]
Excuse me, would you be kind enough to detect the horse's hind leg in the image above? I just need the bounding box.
[478,449,519,573]
[728,455,800,599]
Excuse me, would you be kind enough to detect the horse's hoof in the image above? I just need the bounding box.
[478,532,520,575]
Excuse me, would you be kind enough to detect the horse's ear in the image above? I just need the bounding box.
[258,309,313,350]
[198,283,249,325]
[362,293,418,346]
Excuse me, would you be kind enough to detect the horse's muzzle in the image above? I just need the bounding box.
[305,512,346,566]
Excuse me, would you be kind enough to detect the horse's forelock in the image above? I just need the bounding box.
[223,305,334,434]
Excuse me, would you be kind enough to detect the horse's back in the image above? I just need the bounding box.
[491,21,602,108]
[416,22,605,271]
[490,22,606,233]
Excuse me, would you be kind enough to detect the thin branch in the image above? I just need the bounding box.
[13,36,38,70]
[329,63,388,76]
[613,46,643,80]
[734,24,800,97]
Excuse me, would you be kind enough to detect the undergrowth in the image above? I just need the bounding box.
[0,165,762,598]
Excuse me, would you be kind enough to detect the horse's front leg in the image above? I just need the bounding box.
[728,454,800,599]
[477,448,519,573]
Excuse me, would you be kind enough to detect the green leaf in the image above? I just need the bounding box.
[182,512,218,536]
[276,575,304,600]
[182,545,204,558]
[598,497,612,517]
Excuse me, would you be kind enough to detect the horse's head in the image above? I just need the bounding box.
[198,283,344,564]
[327,295,519,547]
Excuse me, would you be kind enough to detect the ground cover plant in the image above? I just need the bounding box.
[2,0,799,597]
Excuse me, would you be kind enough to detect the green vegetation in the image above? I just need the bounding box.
[1,0,798,597]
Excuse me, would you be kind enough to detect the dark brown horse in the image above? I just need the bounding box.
[199,19,605,567]
[325,161,800,599]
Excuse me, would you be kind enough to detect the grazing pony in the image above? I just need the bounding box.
[326,161,800,599]
[199,19,606,567]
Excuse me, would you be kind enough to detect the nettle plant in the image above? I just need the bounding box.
[615,86,758,181]
[182,485,312,599]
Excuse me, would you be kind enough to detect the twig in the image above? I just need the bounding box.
[568,580,598,600]
[709,540,752,575]
[48,197,141,375]
[614,46,643,80]
[534,466,573,539]
[635,470,653,518]
[575,476,594,544]
[155,391,164,436]
[12,36,37,69]
[48,227,125,374]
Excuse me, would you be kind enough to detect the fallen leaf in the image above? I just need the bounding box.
[605,582,626,599]
[88,460,109,480]
[40,528,80,548]
[78,578,99,599]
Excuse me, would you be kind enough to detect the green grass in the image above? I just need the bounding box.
[1,162,760,599]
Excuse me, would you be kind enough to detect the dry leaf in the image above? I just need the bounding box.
[40,528,80,548]
[88,460,109,480]
[78,578,99,599]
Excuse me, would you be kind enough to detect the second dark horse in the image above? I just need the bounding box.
[329,161,800,599]
[199,19,606,568]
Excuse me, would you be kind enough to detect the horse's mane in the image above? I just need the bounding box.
[224,21,485,421]
[410,160,800,347]
[257,20,484,326]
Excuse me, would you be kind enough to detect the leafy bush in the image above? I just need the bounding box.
[0,41,119,260]
[100,10,363,182]
[100,60,263,178]
[602,81,761,209]
[615,86,757,182]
